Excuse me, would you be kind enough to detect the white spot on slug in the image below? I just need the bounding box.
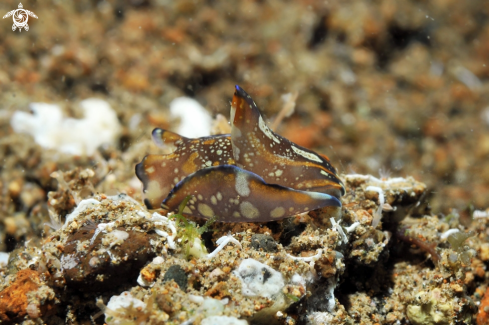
[198,203,215,218]
[235,171,250,197]
[258,115,280,144]
[240,201,260,219]
[291,146,322,163]
[270,207,285,219]
[183,207,192,214]
[145,180,166,203]
[320,170,330,177]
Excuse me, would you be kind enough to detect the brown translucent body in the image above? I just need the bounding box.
[136,86,344,222]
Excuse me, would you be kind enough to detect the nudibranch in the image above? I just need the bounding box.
[136,86,345,222]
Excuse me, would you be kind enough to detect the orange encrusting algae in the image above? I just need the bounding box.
[477,287,489,325]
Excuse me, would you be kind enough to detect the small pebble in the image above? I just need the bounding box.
[251,234,278,252]
[163,265,187,291]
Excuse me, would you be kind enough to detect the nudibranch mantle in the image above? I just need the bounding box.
[231,85,344,199]
[136,86,345,222]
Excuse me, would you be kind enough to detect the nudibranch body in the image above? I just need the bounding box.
[136,86,345,222]
[136,131,234,209]
[230,86,344,199]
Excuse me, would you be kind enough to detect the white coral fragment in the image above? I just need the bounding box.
[344,173,410,186]
[308,312,334,324]
[365,185,384,228]
[206,233,242,259]
[235,258,284,298]
[287,249,323,262]
[440,228,460,240]
[105,291,146,324]
[64,198,101,227]
[345,222,360,233]
[60,253,78,271]
[147,212,177,249]
[170,97,212,138]
[473,210,489,218]
[330,218,348,244]
[102,230,129,247]
[325,278,337,312]
[11,99,121,156]
[90,221,116,246]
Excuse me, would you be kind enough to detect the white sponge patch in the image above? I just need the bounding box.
[169,97,212,138]
[106,291,145,312]
[11,98,121,156]
[234,258,284,298]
